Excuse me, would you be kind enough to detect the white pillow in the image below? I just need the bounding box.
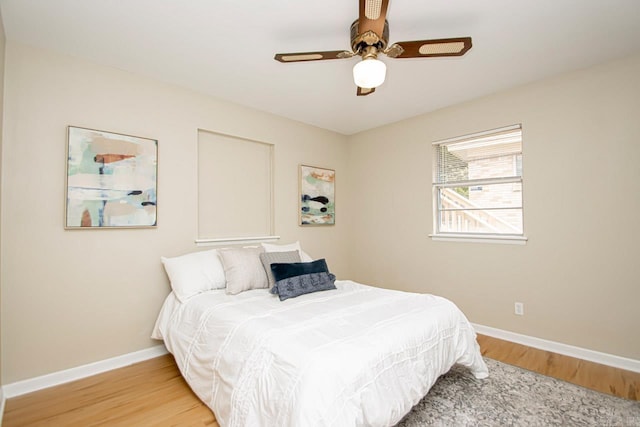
[261,241,313,262]
[161,249,226,302]
[219,247,269,295]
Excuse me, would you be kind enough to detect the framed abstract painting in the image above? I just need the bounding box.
[299,164,335,226]
[65,126,158,229]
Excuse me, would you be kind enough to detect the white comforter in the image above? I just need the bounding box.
[152,280,488,427]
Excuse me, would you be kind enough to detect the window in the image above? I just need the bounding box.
[197,129,275,244]
[432,125,524,241]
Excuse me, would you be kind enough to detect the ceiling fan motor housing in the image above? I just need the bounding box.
[350,19,389,54]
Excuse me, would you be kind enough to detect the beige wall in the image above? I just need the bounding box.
[346,54,640,360]
[0,42,349,383]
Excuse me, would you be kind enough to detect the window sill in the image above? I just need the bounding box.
[429,234,528,245]
[195,235,280,247]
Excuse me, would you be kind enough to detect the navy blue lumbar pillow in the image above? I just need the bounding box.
[270,272,337,301]
[270,258,329,282]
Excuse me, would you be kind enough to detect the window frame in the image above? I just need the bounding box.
[430,124,527,244]
[195,129,279,246]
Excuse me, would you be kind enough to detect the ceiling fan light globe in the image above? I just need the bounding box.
[353,58,386,89]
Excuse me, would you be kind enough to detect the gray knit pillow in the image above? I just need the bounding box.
[219,247,268,295]
[259,250,301,289]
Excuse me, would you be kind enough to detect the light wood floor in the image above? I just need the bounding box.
[476,334,639,400]
[3,354,217,427]
[3,335,639,426]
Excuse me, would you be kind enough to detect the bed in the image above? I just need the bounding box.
[152,265,488,426]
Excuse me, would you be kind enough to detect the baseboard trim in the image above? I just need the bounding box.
[473,323,640,373]
[2,345,169,399]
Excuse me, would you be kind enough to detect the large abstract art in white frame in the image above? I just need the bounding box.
[65,126,158,229]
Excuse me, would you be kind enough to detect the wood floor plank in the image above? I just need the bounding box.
[3,336,638,425]
[476,334,640,401]
[3,354,218,427]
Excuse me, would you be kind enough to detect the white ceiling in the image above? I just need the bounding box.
[2,0,640,135]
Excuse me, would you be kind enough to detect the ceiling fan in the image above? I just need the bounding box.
[275,0,472,96]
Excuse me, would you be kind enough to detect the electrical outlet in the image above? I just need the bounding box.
[514,302,524,316]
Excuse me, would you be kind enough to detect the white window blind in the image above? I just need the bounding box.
[433,125,524,237]
[197,130,274,242]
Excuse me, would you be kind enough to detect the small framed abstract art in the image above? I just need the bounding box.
[65,126,158,229]
[299,164,335,226]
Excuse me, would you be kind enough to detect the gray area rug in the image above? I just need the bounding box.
[397,358,640,427]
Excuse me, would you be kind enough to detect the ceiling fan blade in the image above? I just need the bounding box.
[274,50,353,63]
[357,86,375,96]
[387,37,472,58]
[358,0,390,39]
